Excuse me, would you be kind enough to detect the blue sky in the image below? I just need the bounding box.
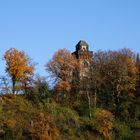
[0,0,140,76]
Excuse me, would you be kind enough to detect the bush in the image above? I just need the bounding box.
[113,120,133,140]
[94,109,113,140]
[0,94,60,140]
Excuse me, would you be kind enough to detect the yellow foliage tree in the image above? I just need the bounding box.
[3,48,34,94]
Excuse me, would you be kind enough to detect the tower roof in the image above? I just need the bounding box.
[72,40,93,59]
[76,40,88,46]
[76,40,89,51]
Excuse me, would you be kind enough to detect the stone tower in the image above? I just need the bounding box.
[72,40,93,78]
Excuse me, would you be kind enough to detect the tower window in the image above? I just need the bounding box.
[81,46,87,51]
[83,61,89,68]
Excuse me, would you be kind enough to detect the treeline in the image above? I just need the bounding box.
[0,47,140,140]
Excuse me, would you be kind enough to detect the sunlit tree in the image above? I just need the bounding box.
[3,48,34,94]
[46,48,78,88]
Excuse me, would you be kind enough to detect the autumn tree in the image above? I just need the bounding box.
[3,48,34,94]
[94,110,113,140]
[134,53,140,120]
[107,49,137,120]
[46,49,78,98]
[92,49,137,120]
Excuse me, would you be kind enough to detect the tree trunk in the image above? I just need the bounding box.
[94,90,97,108]
[12,78,16,94]
[86,91,92,118]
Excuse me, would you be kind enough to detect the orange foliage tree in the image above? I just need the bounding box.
[94,110,113,140]
[46,49,78,94]
[3,48,34,94]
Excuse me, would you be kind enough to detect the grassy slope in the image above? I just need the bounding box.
[0,94,138,140]
[0,94,99,140]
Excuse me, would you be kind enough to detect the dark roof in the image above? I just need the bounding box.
[76,40,88,47]
[76,40,89,51]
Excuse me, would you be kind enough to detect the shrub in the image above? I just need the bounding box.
[113,120,133,140]
[94,109,113,140]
